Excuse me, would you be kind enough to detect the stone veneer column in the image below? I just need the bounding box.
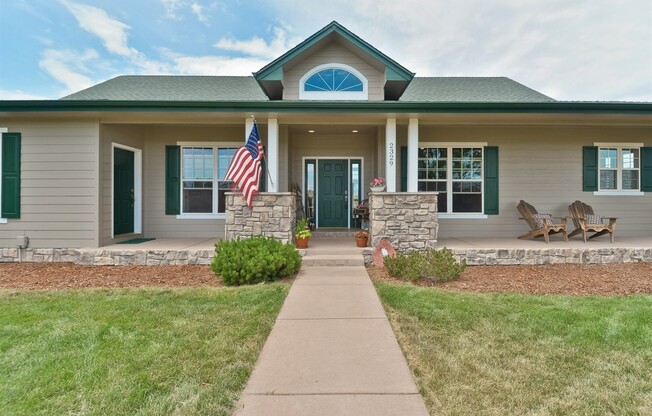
[225,192,296,244]
[369,192,438,253]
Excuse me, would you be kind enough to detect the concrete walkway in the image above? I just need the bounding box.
[235,265,429,416]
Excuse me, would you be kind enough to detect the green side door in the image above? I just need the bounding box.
[318,159,348,228]
[114,147,135,235]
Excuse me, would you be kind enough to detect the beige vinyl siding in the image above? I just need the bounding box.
[99,124,145,245]
[142,124,255,239]
[420,125,652,238]
[0,119,99,248]
[283,43,385,101]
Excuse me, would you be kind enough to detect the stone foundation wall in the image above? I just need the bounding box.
[362,247,652,265]
[225,192,295,244]
[369,192,438,253]
[0,248,214,265]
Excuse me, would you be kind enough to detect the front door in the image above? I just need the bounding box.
[318,159,348,227]
[114,147,135,235]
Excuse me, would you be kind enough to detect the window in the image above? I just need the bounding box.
[180,144,237,216]
[299,63,368,100]
[598,145,640,192]
[417,145,484,214]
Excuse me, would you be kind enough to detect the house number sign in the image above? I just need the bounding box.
[388,142,395,166]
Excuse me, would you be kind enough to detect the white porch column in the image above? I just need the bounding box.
[407,118,419,192]
[385,118,397,192]
[267,118,279,192]
[245,118,254,141]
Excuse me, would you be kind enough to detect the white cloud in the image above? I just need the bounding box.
[269,0,652,101]
[190,2,208,23]
[214,26,301,60]
[157,48,269,75]
[160,0,185,19]
[38,48,99,94]
[0,89,50,100]
[60,0,139,58]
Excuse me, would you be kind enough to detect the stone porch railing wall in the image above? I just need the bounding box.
[363,247,652,265]
[369,192,439,253]
[225,192,296,244]
[0,248,215,265]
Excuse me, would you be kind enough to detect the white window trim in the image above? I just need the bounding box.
[176,141,240,220]
[439,214,489,219]
[593,142,644,195]
[111,143,143,236]
[0,127,7,224]
[299,63,368,100]
[419,142,488,217]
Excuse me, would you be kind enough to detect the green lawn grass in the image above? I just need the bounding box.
[0,284,289,416]
[375,282,652,415]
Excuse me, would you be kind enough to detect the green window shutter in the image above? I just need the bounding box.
[484,146,499,215]
[2,132,21,218]
[582,146,598,191]
[400,146,407,192]
[165,145,180,215]
[641,147,652,192]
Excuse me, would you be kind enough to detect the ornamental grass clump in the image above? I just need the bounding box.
[384,247,466,283]
[212,236,301,285]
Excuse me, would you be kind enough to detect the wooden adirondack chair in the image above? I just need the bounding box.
[517,200,568,243]
[568,200,617,243]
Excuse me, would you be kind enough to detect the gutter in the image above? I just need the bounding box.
[0,100,651,115]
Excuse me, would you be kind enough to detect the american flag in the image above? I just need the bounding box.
[224,120,264,208]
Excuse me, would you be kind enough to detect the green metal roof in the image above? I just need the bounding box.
[401,77,555,102]
[61,75,268,101]
[58,75,555,103]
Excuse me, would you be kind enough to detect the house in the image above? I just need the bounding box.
[1,21,651,250]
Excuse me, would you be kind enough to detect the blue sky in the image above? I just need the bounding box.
[1,0,650,101]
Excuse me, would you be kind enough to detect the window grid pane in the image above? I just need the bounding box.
[598,146,641,191]
[418,146,483,214]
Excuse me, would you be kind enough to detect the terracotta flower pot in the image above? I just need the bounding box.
[295,237,309,249]
[356,237,368,247]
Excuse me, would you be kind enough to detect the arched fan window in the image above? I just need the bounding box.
[299,64,368,100]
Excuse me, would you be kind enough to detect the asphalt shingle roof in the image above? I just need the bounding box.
[60,75,555,102]
[60,75,269,101]
[400,77,555,102]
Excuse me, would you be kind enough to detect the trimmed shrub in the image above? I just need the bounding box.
[384,247,466,283]
[211,237,301,286]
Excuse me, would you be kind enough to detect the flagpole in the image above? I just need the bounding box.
[250,116,275,190]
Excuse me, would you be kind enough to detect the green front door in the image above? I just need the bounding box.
[114,147,135,235]
[318,159,348,228]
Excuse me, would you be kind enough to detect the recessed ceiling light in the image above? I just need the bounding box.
[308,129,315,133]
[352,129,359,133]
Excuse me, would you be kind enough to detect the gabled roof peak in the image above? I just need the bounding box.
[254,20,414,100]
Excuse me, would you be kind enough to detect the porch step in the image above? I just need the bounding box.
[312,229,359,239]
[301,254,364,266]
[299,236,366,267]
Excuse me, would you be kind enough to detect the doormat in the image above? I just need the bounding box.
[117,238,156,244]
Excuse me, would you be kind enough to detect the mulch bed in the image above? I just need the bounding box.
[2,262,652,295]
[367,263,652,296]
[0,263,219,290]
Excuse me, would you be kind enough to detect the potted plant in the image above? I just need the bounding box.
[295,218,312,249]
[355,229,369,247]
[369,177,386,192]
